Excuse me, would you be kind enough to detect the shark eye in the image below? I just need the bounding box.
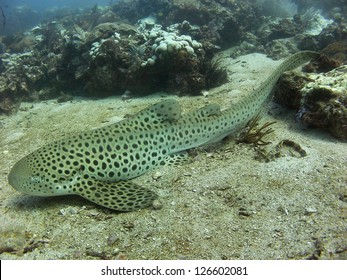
[30,175,44,184]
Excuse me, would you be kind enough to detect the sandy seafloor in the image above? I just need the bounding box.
[0,52,346,260]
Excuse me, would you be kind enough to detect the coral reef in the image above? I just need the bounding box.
[300,71,347,140]
[274,65,347,140]
[0,20,67,114]
[0,0,346,114]
[139,20,202,67]
[260,8,335,59]
[111,0,258,47]
[0,4,229,113]
[321,41,347,64]
[221,2,343,59]
[0,51,52,114]
[273,72,314,109]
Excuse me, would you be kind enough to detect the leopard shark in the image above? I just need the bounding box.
[8,51,319,211]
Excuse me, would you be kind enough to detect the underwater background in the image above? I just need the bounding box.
[0,0,346,259]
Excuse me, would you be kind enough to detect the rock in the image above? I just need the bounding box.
[152,199,163,210]
[107,233,119,246]
[274,66,347,140]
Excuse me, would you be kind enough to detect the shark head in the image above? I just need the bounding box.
[8,154,71,197]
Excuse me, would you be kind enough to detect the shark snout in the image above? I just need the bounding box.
[8,159,34,194]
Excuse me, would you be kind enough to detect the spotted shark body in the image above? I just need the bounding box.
[8,51,319,211]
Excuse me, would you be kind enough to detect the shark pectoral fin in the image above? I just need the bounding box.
[160,152,191,166]
[75,180,157,212]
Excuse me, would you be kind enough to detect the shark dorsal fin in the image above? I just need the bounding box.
[135,99,181,123]
[185,103,221,120]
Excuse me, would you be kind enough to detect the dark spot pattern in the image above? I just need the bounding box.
[8,52,320,211]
